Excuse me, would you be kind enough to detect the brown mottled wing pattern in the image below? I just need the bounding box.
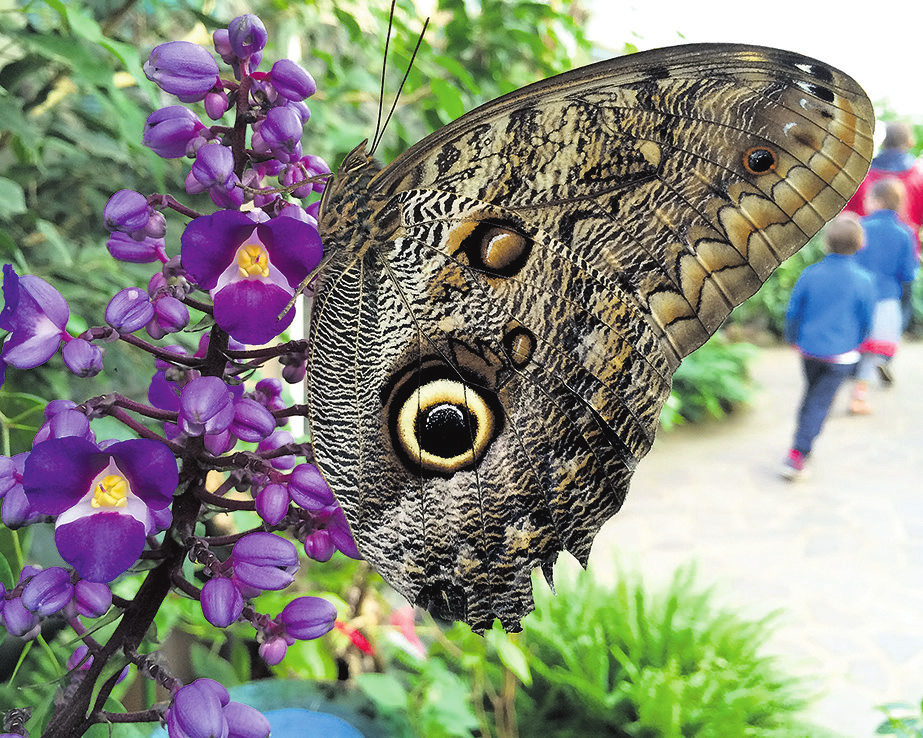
[308,44,874,632]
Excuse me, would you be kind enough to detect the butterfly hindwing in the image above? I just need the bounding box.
[308,43,874,631]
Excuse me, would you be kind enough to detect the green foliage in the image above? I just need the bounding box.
[369,565,817,737]
[878,700,923,735]
[660,335,759,429]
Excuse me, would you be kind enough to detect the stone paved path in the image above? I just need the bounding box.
[590,341,923,737]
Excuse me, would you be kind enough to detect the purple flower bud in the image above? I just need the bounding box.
[257,430,296,470]
[185,169,208,195]
[230,398,275,443]
[208,175,245,209]
[231,532,299,591]
[1,266,69,376]
[204,429,237,456]
[138,210,167,240]
[144,42,219,102]
[2,597,40,638]
[192,144,236,190]
[67,644,92,671]
[0,455,19,498]
[213,29,233,63]
[228,15,268,60]
[22,567,74,616]
[106,232,166,264]
[254,377,282,401]
[1,483,40,529]
[74,580,112,618]
[179,376,235,436]
[169,678,229,738]
[281,360,306,384]
[287,464,333,510]
[255,483,289,525]
[258,636,287,665]
[106,288,155,333]
[304,530,336,563]
[104,190,151,233]
[269,59,317,101]
[62,339,103,379]
[201,577,244,628]
[278,596,336,641]
[223,701,271,738]
[205,89,230,120]
[259,107,303,163]
[144,106,205,159]
[149,295,190,336]
[33,407,94,445]
[287,100,311,125]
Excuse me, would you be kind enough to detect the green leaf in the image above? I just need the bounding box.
[356,672,410,711]
[0,178,27,219]
[0,551,14,590]
[487,628,532,686]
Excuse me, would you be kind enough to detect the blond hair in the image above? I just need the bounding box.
[823,212,863,255]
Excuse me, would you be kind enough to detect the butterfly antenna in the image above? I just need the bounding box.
[370,11,430,156]
[370,0,397,154]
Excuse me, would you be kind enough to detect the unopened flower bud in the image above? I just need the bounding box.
[2,597,40,638]
[179,376,235,436]
[106,232,165,264]
[201,577,244,628]
[106,288,155,333]
[232,532,299,591]
[62,338,103,379]
[259,106,303,163]
[204,89,230,120]
[104,190,151,233]
[278,596,336,641]
[74,580,112,618]
[230,399,276,443]
[143,105,205,159]
[255,482,289,525]
[168,678,229,738]
[259,636,287,665]
[270,59,317,101]
[228,15,268,60]
[287,464,333,510]
[192,144,235,190]
[144,41,219,102]
[22,566,73,616]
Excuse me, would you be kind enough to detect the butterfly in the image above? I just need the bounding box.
[305,43,873,632]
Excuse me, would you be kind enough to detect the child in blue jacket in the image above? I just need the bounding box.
[782,214,876,479]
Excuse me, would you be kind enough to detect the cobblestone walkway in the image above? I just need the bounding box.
[591,341,923,737]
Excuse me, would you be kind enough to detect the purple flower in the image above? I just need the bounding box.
[229,398,275,443]
[201,577,244,628]
[255,482,289,525]
[304,505,362,562]
[257,430,296,469]
[179,376,235,436]
[258,106,303,163]
[204,89,230,120]
[106,287,155,333]
[223,701,271,738]
[0,454,40,528]
[228,15,267,60]
[191,144,235,190]
[73,580,112,618]
[269,59,317,101]
[23,437,178,583]
[180,210,321,344]
[103,190,151,233]
[231,532,299,592]
[33,407,95,445]
[278,596,336,640]
[258,636,287,665]
[144,106,206,159]
[167,678,229,738]
[147,295,190,339]
[106,232,167,263]
[3,596,39,639]
[1,265,69,386]
[144,41,219,102]
[287,464,333,510]
[22,566,74,616]
[62,338,103,378]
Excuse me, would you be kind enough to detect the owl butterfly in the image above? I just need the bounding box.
[306,42,874,632]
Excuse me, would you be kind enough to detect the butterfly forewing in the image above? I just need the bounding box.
[308,43,874,631]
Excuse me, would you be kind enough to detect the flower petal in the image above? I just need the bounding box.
[107,439,178,508]
[261,217,322,285]
[23,437,108,515]
[212,280,294,344]
[55,512,146,583]
[181,210,259,289]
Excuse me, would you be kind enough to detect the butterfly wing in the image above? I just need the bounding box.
[308,44,874,631]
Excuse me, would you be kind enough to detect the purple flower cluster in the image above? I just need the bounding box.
[0,13,370,738]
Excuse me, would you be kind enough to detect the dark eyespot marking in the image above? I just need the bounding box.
[452,220,532,279]
[385,361,504,477]
[743,147,778,175]
[502,322,537,370]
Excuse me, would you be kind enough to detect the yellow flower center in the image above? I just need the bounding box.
[92,474,129,509]
[237,242,270,279]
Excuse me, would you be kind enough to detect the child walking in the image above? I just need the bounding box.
[850,178,919,413]
[782,214,876,480]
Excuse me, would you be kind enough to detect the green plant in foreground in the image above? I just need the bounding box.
[878,699,923,735]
